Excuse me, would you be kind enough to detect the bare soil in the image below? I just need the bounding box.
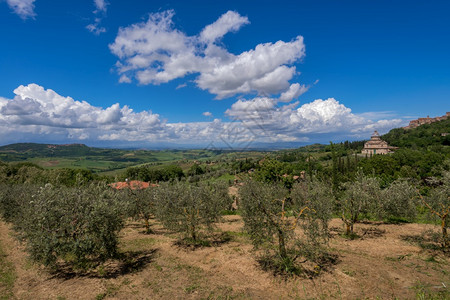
[40,160,60,167]
[0,216,449,299]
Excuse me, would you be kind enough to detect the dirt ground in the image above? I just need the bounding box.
[0,216,449,300]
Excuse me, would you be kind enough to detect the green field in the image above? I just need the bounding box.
[0,143,268,175]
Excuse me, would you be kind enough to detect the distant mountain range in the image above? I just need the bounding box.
[1,115,449,170]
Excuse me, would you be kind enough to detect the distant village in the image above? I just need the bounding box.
[403,112,450,129]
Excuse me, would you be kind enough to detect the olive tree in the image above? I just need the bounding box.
[15,182,126,268]
[379,179,417,222]
[290,178,334,259]
[420,171,450,249]
[0,184,36,224]
[125,185,157,234]
[240,179,331,274]
[340,171,381,236]
[155,181,230,243]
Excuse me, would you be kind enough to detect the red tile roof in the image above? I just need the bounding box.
[110,180,157,190]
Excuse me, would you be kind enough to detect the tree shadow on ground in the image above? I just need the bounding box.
[173,232,232,250]
[49,249,158,280]
[401,230,446,253]
[256,251,340,279]
[330,225,386,240]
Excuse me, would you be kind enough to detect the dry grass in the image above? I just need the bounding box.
[0,216,449,299]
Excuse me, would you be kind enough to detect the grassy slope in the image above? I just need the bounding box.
[0,240,15,300]
[0,143,269,174]
[0,217,449,299]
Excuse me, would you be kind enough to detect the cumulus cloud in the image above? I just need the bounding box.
[86,0,108,35]
[279,83,308,102]
[0,84,164,143]
[225,96,404,142]
[110,10,306,100]
[0,84,405,148]
[6,0,36,19]
[199,11,249,43]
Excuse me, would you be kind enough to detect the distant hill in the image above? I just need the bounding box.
[382,118,450,149]
[0,142,264,173]
[0,143,93,157]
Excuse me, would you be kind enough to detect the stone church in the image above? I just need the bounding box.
[361,131,396,155]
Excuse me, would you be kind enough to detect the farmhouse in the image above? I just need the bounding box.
[361,131,396,155]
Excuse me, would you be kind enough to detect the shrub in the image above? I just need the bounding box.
[155,181,230,243]
[340,170,380,236]
[0,183,36,224]
[13,182,126,268]
[420,171,450,249]
[379,179,417,222]
[125,185,157,234]
[240,179,331,275]
[291,178,334,254]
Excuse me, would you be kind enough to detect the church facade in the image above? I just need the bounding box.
[361,131,396,155]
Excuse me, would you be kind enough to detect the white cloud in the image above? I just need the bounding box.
[0,84,405,147]
[93,0,108,13]
[118,74,131,83]
[110,10,306,100]
[224,96,404,141]
[86,23,106,35]
[6,0,36,19]
[199,11,249,43]
[0,84,164,143]
[279,83,308,102]
[87,0,108,35]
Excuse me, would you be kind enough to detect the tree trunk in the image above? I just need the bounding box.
[144,219,150,234]
[442,217,448,248]
[191,224,196,241]
[346,223,351,235]
[278,229,287,259]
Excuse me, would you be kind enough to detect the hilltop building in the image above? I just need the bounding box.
[361,131,396,155]
[403,112,450,129]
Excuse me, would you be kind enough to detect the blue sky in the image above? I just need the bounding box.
[0,0,449,149]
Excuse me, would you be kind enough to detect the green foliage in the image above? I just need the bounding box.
[0,184,36,224]
[155,181,230,242]
[124,186,157,234]
[383,118,450,149]
[291,178,334,234]
[379,179,417,222]
[2,182,126,268]
[421,172,450,249]
[253,158,305,189]
[240,179,332,275]
[231,158,256,172]
[124,164,184,182]
[187,163,205,176]
[340,170,381,235]
[291,178,334,263]
[0,240,16,300]
[240,179,289,249]
[0,162,99,186]
[253,158,286,183]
